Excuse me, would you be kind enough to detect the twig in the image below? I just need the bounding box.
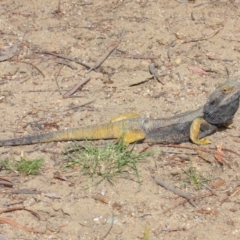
[149,63,164,85]
[36,51,92,69]
[5,200,24,207]
[0,180,13,188]
[222,37,240,42]
[9,59,45,77]
[225,67,230,80]
[57,59,77,70]
[163,192,214,213]
[63,76,91,98]
[8,90,59,93]
[11,189,42,194]
[115,49,158,59]
[194,1,218,8]
[156,144,240,157]
[100,212,115,240]
[63,99,95,111]
[80,2,93,6]
[0,217,42,233]
[56,0,61,14]
[221,186,240,203]
[55,65,64,95]
[206,56,233,62]
[152,176,196,207]
[87,30,126,73]
[182,28,222,44]
[191,11,195,21]
[0,207,41,220]
[0,206,43,233]
[224,146,240,156]
[128,54,158,59]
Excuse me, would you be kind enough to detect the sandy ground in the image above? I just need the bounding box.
[1,0,240,239]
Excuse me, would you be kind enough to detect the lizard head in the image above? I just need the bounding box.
[203,81,240,125]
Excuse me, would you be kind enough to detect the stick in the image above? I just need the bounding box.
[63,99,95,111]
[156,144,240,157]
[152,175,196,207]
[149,63,164,85]
[9,59,45,77]
[55,65,63,95]
[182,28,222,44]
[87,30,126,73]
[63,76,91,98]
[11,189,42,194]
[100,212,115,240]
[163,192,214,213]
[57,59,77,70]
[36,51,92,69]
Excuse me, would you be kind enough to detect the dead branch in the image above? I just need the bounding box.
[63,99,95,111]
[9,59,45,77]
[163,192,214,213]
[11,189,42,194]
[156,144,240,157]
[87,30,126,73]
[36,51,92,69]
[152,175,196,207]
[55,65,64,95]
[182,28,222,44]
[0,217,42,233]
[100,212,115,240]
[0,207,41,220]
[63,76,91,98]
[149,63,164,85]
[0,206,43,233]
[56,59,77,70]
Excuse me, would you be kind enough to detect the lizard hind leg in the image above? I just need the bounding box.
[190,118,211,145]
[110,113,140,123]
[122,130,146,145]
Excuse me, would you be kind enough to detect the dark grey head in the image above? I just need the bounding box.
[203,81,240,125]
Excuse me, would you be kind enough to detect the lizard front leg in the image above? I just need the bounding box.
[122,130,146,145]
[111,113,145,145]
[190,118,211,145]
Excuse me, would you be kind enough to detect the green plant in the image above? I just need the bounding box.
[0,157,44,175]
[65,140,151,187]
[15,157,44,175]
[182,165,209,190]
[0,160,11,170]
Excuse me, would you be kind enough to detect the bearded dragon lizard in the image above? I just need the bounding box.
[0,80,239,146]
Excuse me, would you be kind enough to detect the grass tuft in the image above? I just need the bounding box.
[0,157,44,175]
[182,165,209,190]
[64,140,151,187]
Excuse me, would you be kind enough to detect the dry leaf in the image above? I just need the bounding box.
[210,179,225,189]
[188,66,208,75]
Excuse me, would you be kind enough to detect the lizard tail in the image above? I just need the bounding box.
[0,123,122,146]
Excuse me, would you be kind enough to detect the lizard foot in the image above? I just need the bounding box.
[190,118,211,145]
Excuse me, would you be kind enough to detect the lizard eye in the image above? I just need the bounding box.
[210,100,215,105]
[222,87,229,93]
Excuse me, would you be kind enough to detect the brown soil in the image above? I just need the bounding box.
[1,0,240,239]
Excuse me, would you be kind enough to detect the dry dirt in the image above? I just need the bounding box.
[1,0,240,239]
